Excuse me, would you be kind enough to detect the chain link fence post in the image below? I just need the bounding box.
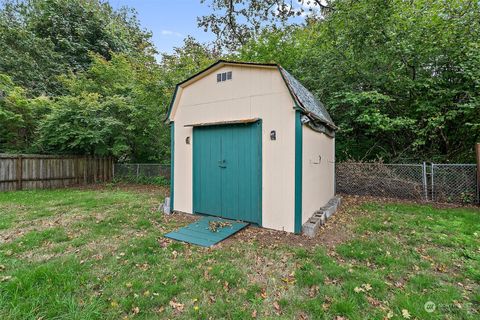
[422,162,428,201]
[431,163,435,202]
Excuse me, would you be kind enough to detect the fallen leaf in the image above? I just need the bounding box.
[436,264,447,273]
[111,301,119,308]
[0,276,12,282]
[367,296,381,307]
[298,311,309,320]
[132,306,140,315]
[363,283,372,291]
[260,288,267,299]
[354,286,365,293]
[273,301,281,313]
[169,300,184,312]
[0,264,6,271]
[172,250,178,259]
[309,285,319,297]
[125,282,133,288]
[401,309,411,319]
[251,309,257,318]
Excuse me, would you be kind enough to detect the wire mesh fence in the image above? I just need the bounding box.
[335,163,427,200]
[431,164,478,204]
[113,163,170,184]
[113,162,478,204]
[336,162,478,204]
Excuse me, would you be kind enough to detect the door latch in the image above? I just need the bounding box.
[218,159,227,168]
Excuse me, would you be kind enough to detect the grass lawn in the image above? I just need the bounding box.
[0,185,479,319]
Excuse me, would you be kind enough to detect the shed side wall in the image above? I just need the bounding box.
[172,65,296,232]
[302,125,335,224]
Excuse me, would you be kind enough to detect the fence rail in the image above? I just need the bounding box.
[0,154,113,192]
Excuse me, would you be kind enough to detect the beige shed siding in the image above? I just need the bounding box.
[171,65,297,232]
[302,125,335,224]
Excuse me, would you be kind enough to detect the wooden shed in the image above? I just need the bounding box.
[166,61,337,233]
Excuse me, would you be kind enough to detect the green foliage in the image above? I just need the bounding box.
[0,73,50,152]
[36,53,169,161]
[0,0,219,162]
[0,0,153,96]
[36,93,129,156]
[2,0,479,163]
[238,0,480,162]
[158,36,220,96]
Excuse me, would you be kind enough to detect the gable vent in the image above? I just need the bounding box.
[217,71,232,82]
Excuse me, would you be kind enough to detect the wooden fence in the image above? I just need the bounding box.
[0,154,113,192]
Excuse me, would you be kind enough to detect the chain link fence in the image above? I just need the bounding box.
[113,162,478,204]
[336,162,478,204]
[113,163,170,184]
[336,163,427,200]
[431,164,478,203]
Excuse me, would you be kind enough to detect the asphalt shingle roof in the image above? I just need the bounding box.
[279,67,335,129]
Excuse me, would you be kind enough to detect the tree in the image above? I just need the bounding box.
[236,0,480,162]
[36,53,168,161]
[0,0,154,95]
[198,0,332,50]
[159,36,221,93]
[0,73,50,152]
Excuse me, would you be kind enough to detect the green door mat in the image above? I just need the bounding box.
[164,216,249,247]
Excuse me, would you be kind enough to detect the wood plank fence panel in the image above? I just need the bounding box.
[0,154,113,192]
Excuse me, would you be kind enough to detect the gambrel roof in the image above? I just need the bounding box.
[166,60,336,131]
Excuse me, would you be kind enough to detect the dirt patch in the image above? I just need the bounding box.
[219,196,371,249]
[163,211,200,225]
[155,196,371,250]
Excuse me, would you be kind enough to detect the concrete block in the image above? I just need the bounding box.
[163,197,171,214]
[302,196,342,237]
[302,220,319,238]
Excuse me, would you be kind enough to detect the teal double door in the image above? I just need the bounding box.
[193,122,262,225]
